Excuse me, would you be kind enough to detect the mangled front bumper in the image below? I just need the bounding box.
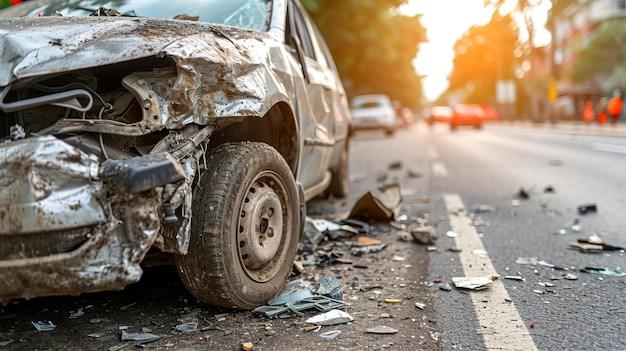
[0,135,184,302]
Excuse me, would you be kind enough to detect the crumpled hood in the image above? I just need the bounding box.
[0,16,263,87]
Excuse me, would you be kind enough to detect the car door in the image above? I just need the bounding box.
[286,0,337,196]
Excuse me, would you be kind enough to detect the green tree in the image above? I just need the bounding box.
[447,12,521,103]
[303,0,427,109]
[570,18,626,87]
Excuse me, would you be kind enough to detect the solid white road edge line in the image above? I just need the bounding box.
[443,193,538,351]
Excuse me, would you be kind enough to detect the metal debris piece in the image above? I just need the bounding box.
[411,225,437,245]
[391,255,406,261]
[120,330,160,342]
[175,321,200,332]
[452,276,495,290]
[348,184,402,223]
[306,309,353,326]
[568,242,603,253]
[69,307,85,319]
[577,239,624,251]
[351,243,388,256]
[505,276,524,281]
[214,313,229,322]
[533,290,545,295]
[317,274,343,301]
[366,325,398,334]
[31,321,56,331]
[581,267,625,277]
[415,302,426,310]
[320,330,341,340]
[577,203,597,215]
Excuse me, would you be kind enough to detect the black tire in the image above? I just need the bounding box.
[325,140,349,198]
[175,142,300,309]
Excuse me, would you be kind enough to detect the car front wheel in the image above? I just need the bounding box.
[175,142,300,309]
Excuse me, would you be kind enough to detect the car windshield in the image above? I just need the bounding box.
[0,0,271,31]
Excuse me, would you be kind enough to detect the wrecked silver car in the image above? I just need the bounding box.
[0,0,351,309]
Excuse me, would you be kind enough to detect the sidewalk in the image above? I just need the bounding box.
[490,120,626,137]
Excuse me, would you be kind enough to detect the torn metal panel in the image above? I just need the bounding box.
[0,135,103,234]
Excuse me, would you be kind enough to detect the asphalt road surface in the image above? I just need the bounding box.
[1,120,625,350]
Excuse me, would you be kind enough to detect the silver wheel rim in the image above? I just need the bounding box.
[237,171,289,282]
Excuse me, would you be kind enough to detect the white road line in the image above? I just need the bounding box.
[431,161,448,177]
[592,143,626,154]
[443,193,538,351]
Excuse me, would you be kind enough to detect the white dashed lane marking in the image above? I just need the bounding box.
[592,143,626,154]
[443,193,538,351]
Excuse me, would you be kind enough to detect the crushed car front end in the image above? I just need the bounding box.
[0,8,292,303]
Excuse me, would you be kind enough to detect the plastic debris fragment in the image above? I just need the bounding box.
[384,299,402,303]
[452,276,496,290]
[366,325,398,334]
[415,302,426,310]
[446,231,459,238]
[120,330,160,342]
[581,267,625,277]
[242,342,254,350]
[175,321,200,332]
[356,236,382,246]
[438,283,451,291]
[564,273,578,280]
[320,330,342,340]
[505,276,524,281]
[306,309,353,326]
[31,321,56,331]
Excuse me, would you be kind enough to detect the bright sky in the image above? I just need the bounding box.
[402,0,552,102]
[401,0,493,101]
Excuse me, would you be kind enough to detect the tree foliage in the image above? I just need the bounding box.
[570,19,626,86]
[302,0,427,108]
[447,12,521,103]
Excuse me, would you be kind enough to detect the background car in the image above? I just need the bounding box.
[450,103,485,130]
[426,105,454,126]
[0,0,351,310]
[350,94,397,136]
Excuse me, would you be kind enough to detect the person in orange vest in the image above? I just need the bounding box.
[582,100,595,124]
[596,97,608,125]
[608,89,623,126]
